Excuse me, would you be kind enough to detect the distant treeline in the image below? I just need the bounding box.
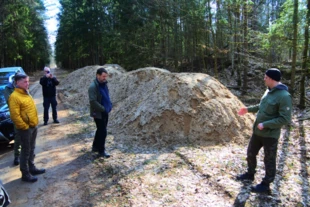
[0,0,309,107]
[55,0,308,72]
[0,0,50,73]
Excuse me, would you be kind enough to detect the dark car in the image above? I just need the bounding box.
[0,180,10,207]
[0,67,26,144]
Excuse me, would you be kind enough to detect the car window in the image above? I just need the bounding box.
[0,85,7,110]
[18,68,25,74]
[0,71,14,84]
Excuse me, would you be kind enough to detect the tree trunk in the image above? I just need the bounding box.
[299,0,310,109]
[290,0,299,96]
[173,0,179,70]
[242,0,249,95]
[235,2,242,86]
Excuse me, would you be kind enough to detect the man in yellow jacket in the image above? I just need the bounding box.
[8,74,45,182]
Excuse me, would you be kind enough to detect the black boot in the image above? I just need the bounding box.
[99,151,110,158]
[29,165,46,175]
[29,155,46,175]
[236,172,254,181]
[21,172,38,183]
[13,157,20,166]
[92,146,99,152]
[251,182,271,193]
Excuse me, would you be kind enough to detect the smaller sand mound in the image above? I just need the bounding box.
[58,64,124,111]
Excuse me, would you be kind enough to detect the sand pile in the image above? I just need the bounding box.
[59,65,255,146]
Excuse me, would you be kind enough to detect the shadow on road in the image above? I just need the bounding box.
[233,181,252,207]
[0,143,13,155]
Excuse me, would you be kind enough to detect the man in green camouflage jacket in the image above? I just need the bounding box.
[237,68,292,193]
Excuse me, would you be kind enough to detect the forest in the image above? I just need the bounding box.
[0,0,50,73]
[0,0,309,107]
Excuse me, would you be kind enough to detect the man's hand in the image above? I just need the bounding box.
[46,73,53,78]
[257,123,264,130]
[238,107,248,116]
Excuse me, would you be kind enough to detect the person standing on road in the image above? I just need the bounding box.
[236,68,292,193]
[40,66,60,125]
[3,73,22,166]
[8,74,45,183]
[88,68,112,158]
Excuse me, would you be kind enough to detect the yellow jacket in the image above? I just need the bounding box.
[8,88,39,130]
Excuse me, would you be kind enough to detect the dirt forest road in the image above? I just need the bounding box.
[0,68,89,206]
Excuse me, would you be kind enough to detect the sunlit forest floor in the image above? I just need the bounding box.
[52,66,309,207]
[58,112,308,207]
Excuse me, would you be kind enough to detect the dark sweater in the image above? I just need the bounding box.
[40,76,59,97]
[98,80,112,113]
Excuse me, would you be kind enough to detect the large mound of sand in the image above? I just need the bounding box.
[59,65,254,146]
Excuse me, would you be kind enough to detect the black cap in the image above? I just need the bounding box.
[265,68,281,81]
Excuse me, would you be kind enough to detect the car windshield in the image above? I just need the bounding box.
[0,71,15,84]
[0,85,8,111]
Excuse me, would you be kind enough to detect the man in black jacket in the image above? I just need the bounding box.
[40,67,60,125]
[88,68,112,158]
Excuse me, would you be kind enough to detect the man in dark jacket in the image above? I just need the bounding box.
[88,68,112,158]
[3,74,21,166]
[40,67,60,125]
[237,68,292,193]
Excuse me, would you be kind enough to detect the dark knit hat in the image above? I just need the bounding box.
[265,68,281,81]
